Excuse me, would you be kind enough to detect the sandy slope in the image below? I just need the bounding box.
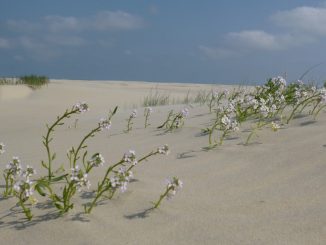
[0,80,326,245]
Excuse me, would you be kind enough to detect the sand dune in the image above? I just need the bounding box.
[0,80,326,245]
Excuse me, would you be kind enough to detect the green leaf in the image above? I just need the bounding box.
[51,174,68,182]
[52,153,56,160]
[112,106,118,115]
[54,203,63,210]
[35,184,46,196]
[41,161,48,169]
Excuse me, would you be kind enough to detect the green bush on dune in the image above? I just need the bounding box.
[0,75,49,89]
[19,74,49,89]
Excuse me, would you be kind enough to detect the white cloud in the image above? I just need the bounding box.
[200,4,324,59]
[44,16,80,32]
[45,35,86,46]
[92,11,144,30]
[2,10,144,60]
[0,38,10,48]
[6,11,144,34]
[198,45,238,59]
[227,30,283,50]
[6,20,42,32]
[225,30,314,51]
[271,6,326,36]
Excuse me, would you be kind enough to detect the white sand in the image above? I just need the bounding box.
[0,80,326,244]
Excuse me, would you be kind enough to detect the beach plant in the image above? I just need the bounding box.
[3,156,22,197]
[157,108,189,131]
[2,155,37,220]
[125,109,137,133]
[157,110,174,129]
[43,109,116,214]
[42,102,89,181]
[167,108,189,131]
[157,108,189,132]
[152,177,182,209]
[207,89,229,113]
[12,164,37,220]
[144,107,153,128]
[84,144,170,214]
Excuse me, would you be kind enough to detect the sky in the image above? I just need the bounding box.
[1,0,326,84]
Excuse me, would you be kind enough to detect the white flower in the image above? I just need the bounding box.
[221,115,231,127]
[271,76,287,89]
[319,88,326,103]
[130,109,137,118]
[181,108,189,118]
[123,150,137,165]
[158,144,170,155]
[6,156,22,177]
[0,142,5,154]
[165,177,183,200]
[145,107,153,115]
[109,167,133,193]
[70,165,90,191]
[271,122,281,132]
[99,118,111,131]
[73,102,89,113]
[22,165,36,178]
[223,89,230,96]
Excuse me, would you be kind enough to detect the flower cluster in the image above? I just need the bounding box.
[131,109,137,119]
[271,121,281,132]
[109,167,133,193]
[70,166,91,191]
[5,156,22,179]
[144,107,153,115]
[174,108,189,128]
[13,165,36,200]
[220,114,239,132]
[73,102,89,113]
[123,150,137,166]
[99,118,111,131]
[165,177,183,199]
[158,144,170,155]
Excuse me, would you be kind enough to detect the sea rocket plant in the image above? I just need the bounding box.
[3,156,22,197]
[125,109,137,132]
[84,144,170,213]
[153,177,183,208]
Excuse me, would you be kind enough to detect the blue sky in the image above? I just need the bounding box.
[1,0,326,84]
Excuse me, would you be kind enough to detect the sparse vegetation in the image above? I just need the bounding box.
[0,75,49,89]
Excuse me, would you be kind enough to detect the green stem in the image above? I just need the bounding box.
[72,126,100,168]
[44,109,78,181]
[153,187,172,208]
[85,160,124,213]
[286,94,320,124]
[19,193,32,220]
[314,104,326,120]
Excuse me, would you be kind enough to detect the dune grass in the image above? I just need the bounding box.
[19,75,49,89]
[0,75,49,89]
[142,88,171,107]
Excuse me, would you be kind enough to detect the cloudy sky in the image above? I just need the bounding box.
[1,0,326,84]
